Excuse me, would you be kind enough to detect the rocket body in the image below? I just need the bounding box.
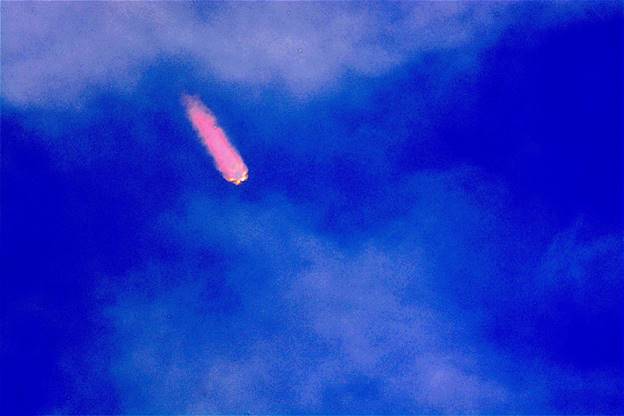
[183,95,248,185]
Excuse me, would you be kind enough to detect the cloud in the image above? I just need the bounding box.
[81,168,530,414]
[74,157,621,414]
[1,1,607,106]
[538,222,623,293]
[533,222,623,365]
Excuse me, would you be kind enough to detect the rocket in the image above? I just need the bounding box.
[183,95,248,185]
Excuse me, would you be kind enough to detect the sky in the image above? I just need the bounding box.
[1,1,623,414]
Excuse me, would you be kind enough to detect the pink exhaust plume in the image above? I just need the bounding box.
[183,95,248,185]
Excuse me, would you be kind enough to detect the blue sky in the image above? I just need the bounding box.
[1,2,622,414]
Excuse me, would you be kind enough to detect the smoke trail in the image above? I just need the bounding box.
[183,95,248,185]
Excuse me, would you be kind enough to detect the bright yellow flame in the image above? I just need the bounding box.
[227,170,248,185]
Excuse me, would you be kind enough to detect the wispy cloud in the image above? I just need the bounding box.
[72,160,620,414]
[87,169,527,413]
[1,2,605,106]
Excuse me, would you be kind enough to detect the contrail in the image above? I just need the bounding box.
[183,95,248,185]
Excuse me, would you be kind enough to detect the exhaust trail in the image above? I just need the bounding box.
[183,95,248,185]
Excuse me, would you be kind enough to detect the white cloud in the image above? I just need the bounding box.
[1,1,604,106]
